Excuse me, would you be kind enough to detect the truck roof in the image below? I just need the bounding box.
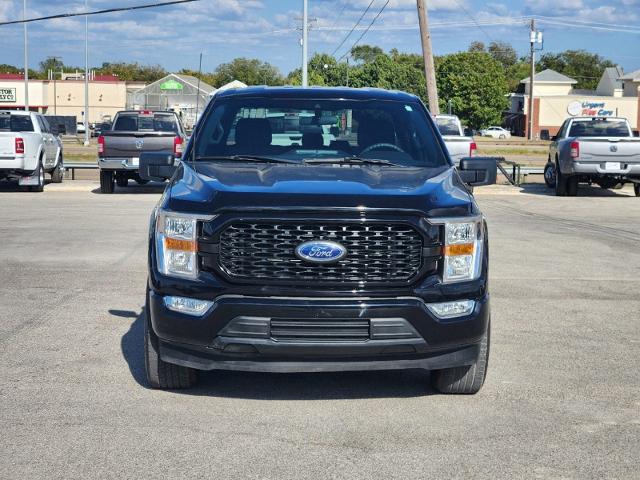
[0,110,31,116]
[214,86,421,102]
[570,116,629,122]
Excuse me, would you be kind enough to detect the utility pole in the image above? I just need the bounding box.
[84,0,90,145]
[416,0,439,115]
[527,19,535,141]
[23,0,29,111]
[527,19,543,141]
[302,0,309,87]
[48,57,62,115]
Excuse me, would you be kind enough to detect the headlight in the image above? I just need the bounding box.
[155,210,215,279]
[440,218,484,283]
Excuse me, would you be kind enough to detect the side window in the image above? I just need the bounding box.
[36,115,47,133]
[42,116,52,133]
[557,121,567,139]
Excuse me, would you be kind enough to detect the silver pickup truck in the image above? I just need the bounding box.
[544,117,640,196]
[434,115,476,166]
[98,110,186,193]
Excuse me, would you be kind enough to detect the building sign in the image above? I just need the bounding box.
[160,79,183,90]
[0,88,16,102]
[567,100,614,117]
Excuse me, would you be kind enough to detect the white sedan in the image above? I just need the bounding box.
[76,122,86,134]
[480,126,511,139]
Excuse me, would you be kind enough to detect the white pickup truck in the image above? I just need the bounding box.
[545,116,640,196]
[0,110,64,191]
[434,114,476,166]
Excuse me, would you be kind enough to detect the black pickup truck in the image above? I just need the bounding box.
[97,110,186,193]
[140,87,497,394]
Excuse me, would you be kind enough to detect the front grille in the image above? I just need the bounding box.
[270,318,370,342]
[215,221,425,284]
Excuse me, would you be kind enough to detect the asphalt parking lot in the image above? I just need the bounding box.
[1,182,638,479]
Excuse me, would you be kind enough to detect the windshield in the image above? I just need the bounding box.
[0,114,34,132]
[113,113,179,133]
[435,117,461,136]
[193,97,447,167]
[569,119,630,137]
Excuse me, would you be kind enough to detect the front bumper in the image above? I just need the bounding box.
[149,290,490,372]
[98,157,140,171]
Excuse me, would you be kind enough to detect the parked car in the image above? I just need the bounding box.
[76,122,86,134]
[97,110,186,193]
[434,114,476,166]
[544,117,640,196]
[480,126,511,139]
[139,86,497,393]
[0,110,64,191]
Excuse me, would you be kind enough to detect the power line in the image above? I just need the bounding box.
[330,0,376,57]
[337,0,389,62]
[0,0,199,26]
[533,15,640,31]
[450,0,495,43]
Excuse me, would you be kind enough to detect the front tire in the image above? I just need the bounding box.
[144,291,198,389]
[634,183,640,197]
[543,161,555,188]
[100,170,115,194]
[431,322,490,394]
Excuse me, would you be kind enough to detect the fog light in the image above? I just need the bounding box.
[163,296,214,316]
[427,300,475,319]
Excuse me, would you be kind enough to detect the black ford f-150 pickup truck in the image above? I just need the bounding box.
[140,87,497,394]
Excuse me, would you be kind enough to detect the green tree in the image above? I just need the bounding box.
[505,61,532,93]
[177,68,217,87]
[436,52,508,129]
[468,41,486,53]
[0,64,20,74]
[212,58,284,86]
[389,49,424,70]
[488,41,517,68]
[538,50,615,90]
[350,44,384,64]
[349,54,426,101]
[39,57,65,76]
[94,62,167,82]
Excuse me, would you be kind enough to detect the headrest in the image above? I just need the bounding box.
[235,118,272,147]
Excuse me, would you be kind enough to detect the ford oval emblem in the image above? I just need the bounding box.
[610,145,618,152]
[295,240,347,263]
[135,139,144,149]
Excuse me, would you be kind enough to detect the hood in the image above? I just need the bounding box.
[168,162,474,217]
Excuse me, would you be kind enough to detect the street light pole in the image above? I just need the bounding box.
[23,0,29,111]
[84,0,90,145]
[302,0,308,87]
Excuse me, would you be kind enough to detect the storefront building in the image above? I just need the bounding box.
[0,73,145,124]
[506,68,640,138]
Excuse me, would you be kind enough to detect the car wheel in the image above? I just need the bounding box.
[116,175,128,188]
[554,161,567,196]
[50,157,64,183]
[144,290,198,389]
[29,161,45,192]
[634,183,640,197]
[100,170,115,194]
[431,321,490,394]
[543,161,555,188]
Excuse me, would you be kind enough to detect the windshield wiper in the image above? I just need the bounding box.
[303,156,401,166]
[195,155,298,164]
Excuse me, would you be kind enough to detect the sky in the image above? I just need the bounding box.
[0,0,639,77]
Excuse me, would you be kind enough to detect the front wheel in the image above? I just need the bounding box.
[634,183,640,197]
[543,162,555,188]
[144,291,198,389]
[431,322,490,394]
[100,170,115,194]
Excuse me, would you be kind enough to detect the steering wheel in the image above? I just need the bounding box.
[360,143,405,155]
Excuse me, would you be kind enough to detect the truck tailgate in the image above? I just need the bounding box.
[577,137,640,162]
[102,132,175,158]
[442,136,473,164]
[0,132,17,158]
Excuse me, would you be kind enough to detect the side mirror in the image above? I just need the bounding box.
[551,135,557,141]
[458,157,497,186]
[540,129,550,141]
[139,152,178,182]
